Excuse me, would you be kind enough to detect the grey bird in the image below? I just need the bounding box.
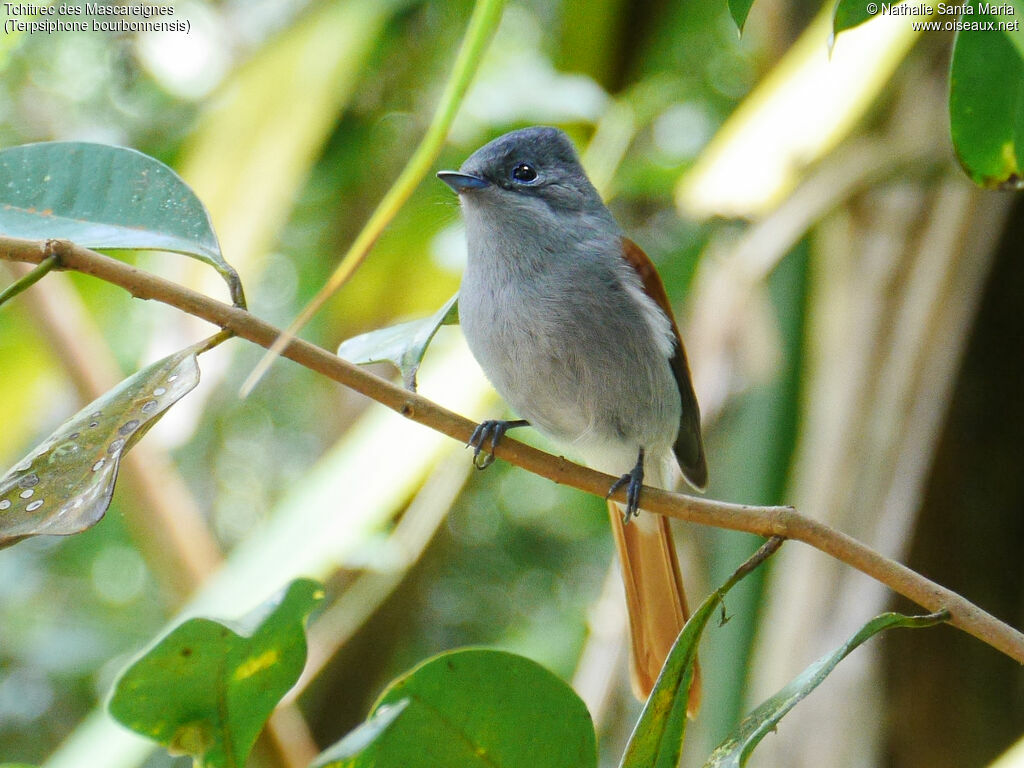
[438,126,706,708]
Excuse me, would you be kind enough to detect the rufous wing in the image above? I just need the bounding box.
[620,238,707,490]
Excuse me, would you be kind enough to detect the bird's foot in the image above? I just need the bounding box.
[607,447,645,523]
[467,419,529,470]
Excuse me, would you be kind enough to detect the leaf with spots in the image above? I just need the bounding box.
[0,141,245,306]
[0,340,205,549]
[108,578,324,768]
[703,610,948,768]
[312,648,597,768]
[337,292,459,391]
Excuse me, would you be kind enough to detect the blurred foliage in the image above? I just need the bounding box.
[0,0,1021,767]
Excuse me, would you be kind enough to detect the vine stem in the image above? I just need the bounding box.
[3,235,1023,665]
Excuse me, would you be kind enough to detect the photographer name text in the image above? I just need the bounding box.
[875,2,1015,13]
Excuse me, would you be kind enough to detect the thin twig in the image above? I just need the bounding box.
[0,252,57,306]
[2,235,1022,665]
[727,536,784,587]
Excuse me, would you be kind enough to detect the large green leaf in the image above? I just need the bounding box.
[337,293,459,391]
[108,578,323,768]
[0,141,245,306]
[620,538,782,768]
[314,648,597,768]
[949,6,1024,189]
[703,610,948,767]
[0,340,204,548]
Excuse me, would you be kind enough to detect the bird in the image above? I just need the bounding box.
[437,126,707,709]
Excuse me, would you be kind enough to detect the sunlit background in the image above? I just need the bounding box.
[1,1,1021,767]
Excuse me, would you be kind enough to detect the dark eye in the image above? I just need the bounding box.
[511,163,538,183]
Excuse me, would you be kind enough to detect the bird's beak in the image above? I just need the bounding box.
[437,170,490,193]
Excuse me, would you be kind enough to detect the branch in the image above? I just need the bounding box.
[3,235,1023,666]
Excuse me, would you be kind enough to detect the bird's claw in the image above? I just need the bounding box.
[468,420,509,470]
[467,419,529,470]
[607,448,646,523]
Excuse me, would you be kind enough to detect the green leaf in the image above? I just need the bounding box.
[832,0,881,36]
[315,648,597,768]
[621,538,783,768]
[337,293,459,391]
[703,610,948,768]
[108,578,324,768]
[0,340,204,549]
[0,141,245,306]
[949,6,1024,189]
[728,0,758,33]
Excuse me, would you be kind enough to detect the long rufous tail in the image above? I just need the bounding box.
[608,502,701,715]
